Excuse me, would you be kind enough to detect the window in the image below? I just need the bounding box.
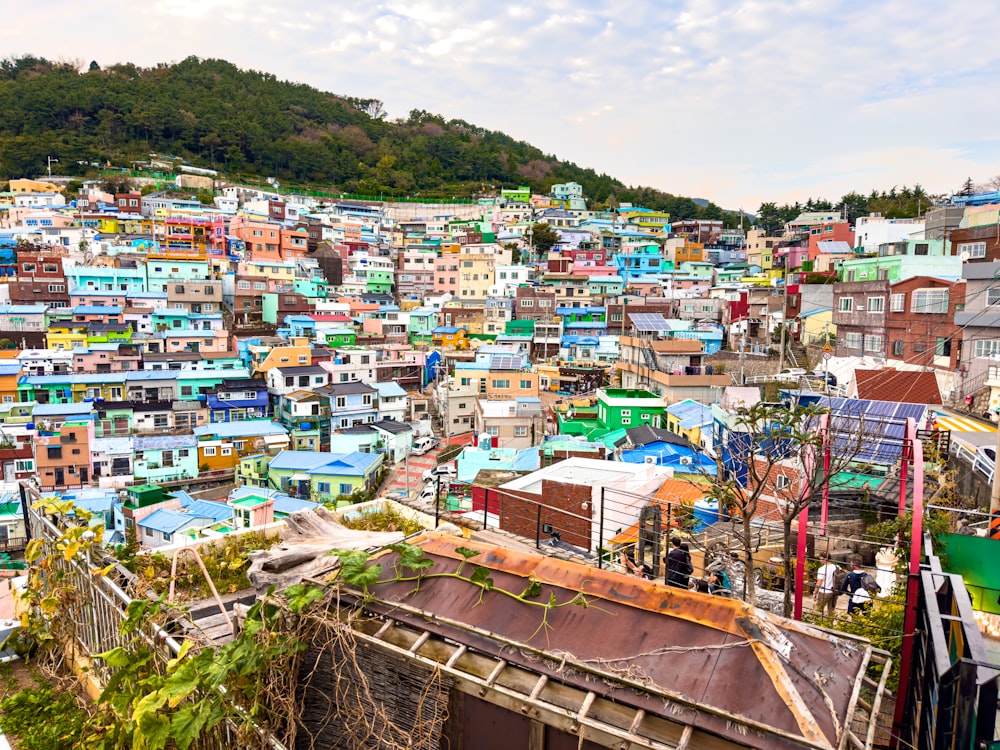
[890,293,905,312]
[203,447,217,456]
[15,459,33,472]
[893,340,904,356]
[145,527,153,538]
[959,241,987,258]
[838,297,853,312]
[974,339,1000,358]
[336,397,346,408]
[867,296,884,313]
[237,280,251,290]
[178,449,190,458]
[514,426,528,437]
[621,417,631,425]
[521,299,534,308]
[775,475,790,490]
[339,483,353,495]
[486,426,499,437]
[221,447,232,456]
[935,337,952,357]
[912,288,950,313]
[47,446,62,459]
[863,334,883,352]
[317,482,330,494]
[620,409,631,418]
[180,385,193,397]
[492,379,510,389]
[520,379,531,389]
[845,332,863,349]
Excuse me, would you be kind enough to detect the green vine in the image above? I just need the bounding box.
[330,543,605,642]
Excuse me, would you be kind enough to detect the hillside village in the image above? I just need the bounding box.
[1,171,999,749]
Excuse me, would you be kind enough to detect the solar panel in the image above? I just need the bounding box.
[818,397,926,465]
[490,354,524,370]
[627,312,672,331]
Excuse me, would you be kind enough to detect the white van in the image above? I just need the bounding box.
[411,436,440,456]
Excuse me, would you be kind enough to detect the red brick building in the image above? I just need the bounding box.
[884,276,965,370]
[514,285,557,322]
[9,245,70,307]
[951,225,1000,264]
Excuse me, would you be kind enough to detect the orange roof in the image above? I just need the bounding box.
[855,368,942,405]
[609,478,710,545]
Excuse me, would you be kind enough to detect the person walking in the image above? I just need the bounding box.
[812,553,839,617]
[841,558,879,616]
[665,537,693,588]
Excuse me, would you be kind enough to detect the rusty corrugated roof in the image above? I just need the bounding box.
[360,532,872,750]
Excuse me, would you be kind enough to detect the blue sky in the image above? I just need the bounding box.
[5,0,1000,210]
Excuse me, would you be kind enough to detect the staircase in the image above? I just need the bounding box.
[641,342,658,370]
[785,341,810,369]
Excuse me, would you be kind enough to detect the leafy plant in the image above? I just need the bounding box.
[0,681,88,749]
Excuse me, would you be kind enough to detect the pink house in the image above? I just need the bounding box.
[73,344,142,373]
[158,329,230,355]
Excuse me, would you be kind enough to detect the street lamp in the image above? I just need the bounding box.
[47,156,59,178]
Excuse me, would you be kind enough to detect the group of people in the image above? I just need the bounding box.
[620,541,884,616]
[618,538,735,596]
[813,553,882,617]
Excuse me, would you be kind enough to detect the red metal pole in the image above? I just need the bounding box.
[793,413,823,620]
[892,418,924,747]
[820,416,831,535]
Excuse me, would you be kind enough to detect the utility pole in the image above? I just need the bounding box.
[778,277,787,372]
[47,156,58,177]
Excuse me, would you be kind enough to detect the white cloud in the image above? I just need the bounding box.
[8,0,1000,208]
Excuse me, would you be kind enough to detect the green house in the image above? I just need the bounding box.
[597,389,667,430]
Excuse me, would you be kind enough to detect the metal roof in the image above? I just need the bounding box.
[353,533,885,750]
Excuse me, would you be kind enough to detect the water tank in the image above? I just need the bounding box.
[691,499,720,532]
[477,433,492,450]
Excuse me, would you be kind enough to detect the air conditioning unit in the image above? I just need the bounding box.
[644,455,658,465]
[679,456,693,465]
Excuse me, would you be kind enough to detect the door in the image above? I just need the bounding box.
[3,462,13,483]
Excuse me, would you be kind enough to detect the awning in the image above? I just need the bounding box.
[290,473,310,481]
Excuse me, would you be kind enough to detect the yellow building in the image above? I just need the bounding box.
[745,229,782,271]
[456,255,495,301]
[10,178,62,194]
[795,307,835,346]
[47,323,89,351]
[249,338,313,376]
[431,327,468,349]
[664,399,713,449]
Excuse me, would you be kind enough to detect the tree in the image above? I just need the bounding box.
[704,401,879,616]
[527,222,559,257]
[755,202,783,234]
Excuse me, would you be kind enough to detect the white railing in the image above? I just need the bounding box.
[951,440,994,483]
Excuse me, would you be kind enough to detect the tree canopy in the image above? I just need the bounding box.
[0,55,733,222]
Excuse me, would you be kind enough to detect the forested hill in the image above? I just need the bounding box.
[0,55,729,219]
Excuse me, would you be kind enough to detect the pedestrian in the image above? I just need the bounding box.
[618,549,640,576]
[812,553,839,617]
[665,537,693,588]
[841,558,880,616]
[708,571,729,595]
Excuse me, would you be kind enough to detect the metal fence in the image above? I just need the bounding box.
[25,504,287,750]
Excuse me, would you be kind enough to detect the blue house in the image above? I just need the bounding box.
[315,382,378,429]
[206,378,270,422]
[617,425,716,476]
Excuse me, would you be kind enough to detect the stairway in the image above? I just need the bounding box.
[785,342,810,369]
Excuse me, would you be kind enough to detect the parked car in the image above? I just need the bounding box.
[422,463,457,482]
[774,368,807,382]
[411,436,441,456]
[809,370,838,386]
[973,446,996,478]
[416,483,439,504]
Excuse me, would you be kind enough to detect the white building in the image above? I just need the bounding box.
[854,215,925,255]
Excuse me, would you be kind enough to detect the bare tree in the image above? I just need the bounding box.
[703,400,880,616]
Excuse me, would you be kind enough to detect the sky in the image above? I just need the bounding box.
[5,0,1000,210]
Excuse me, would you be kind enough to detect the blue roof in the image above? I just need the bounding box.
[33,402,94,416]
[138,509,199,534]
[26,373,127,386]
[125,371,180,382]
[73,305,123,315]
[274,496,321,514]
[194,420,288,439]
[0,305,47,314]
[373,381,407,398]
[0,363,22,376]
[512,446,541,472]
[666,400,713,430]
[432,326,462,334]
[797,307,832,318]
[267,449,380,476]
[184,500,233,523]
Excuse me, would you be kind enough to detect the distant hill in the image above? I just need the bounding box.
[0,55,732,221]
